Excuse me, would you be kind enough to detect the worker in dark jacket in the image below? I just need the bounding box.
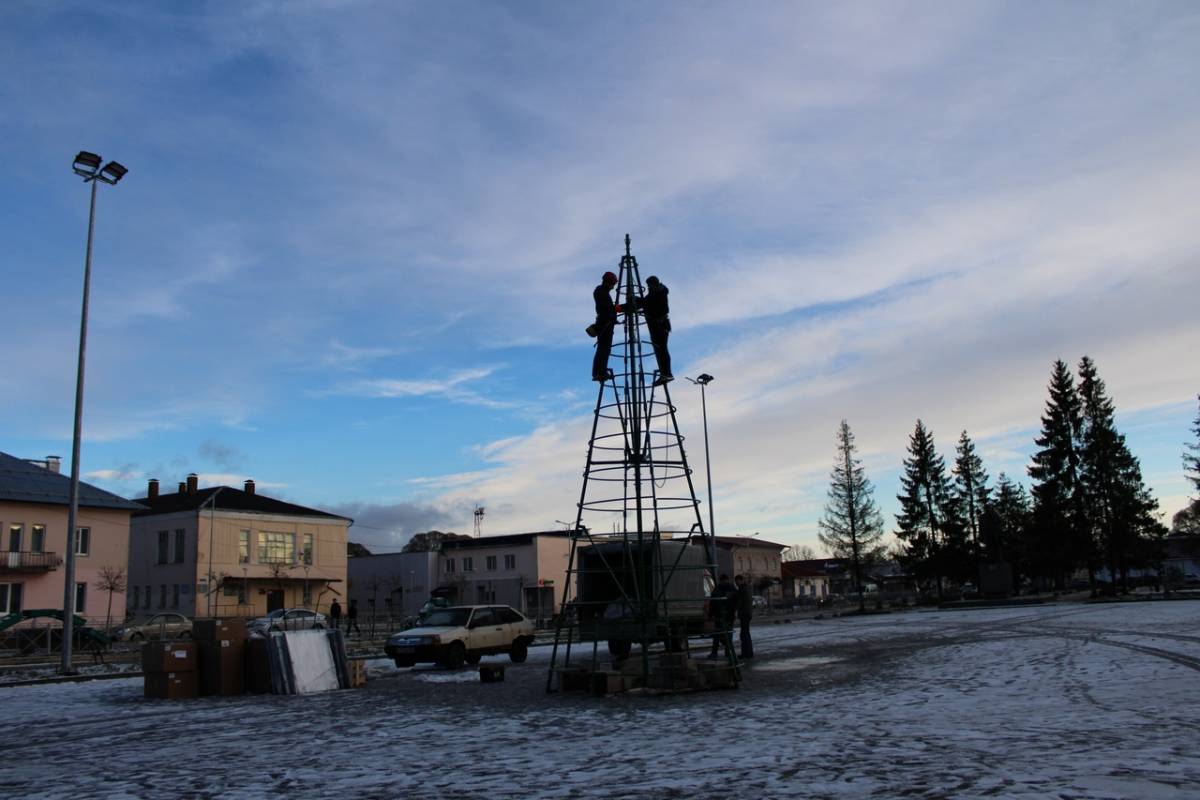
[329,599,342,631]
[708,573,738,658]
[735,574,754,658]
[641,276,672,385]
[591,270,619,381]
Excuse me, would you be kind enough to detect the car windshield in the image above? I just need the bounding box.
[418,608,471,628]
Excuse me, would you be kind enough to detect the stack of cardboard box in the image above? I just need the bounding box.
[143,641,199,699]
[195,618,247,697]
[348,657,368,688]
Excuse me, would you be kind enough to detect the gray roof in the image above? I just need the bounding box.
[0,451,143,511]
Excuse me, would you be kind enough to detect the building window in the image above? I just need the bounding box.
[486,555,497,571]
[239,530,251,564]
[302,583,312,605]
[159,584,167,608]
[258,532,295,564]
[74,582,87,614]
[30,525,45,553]
[132,585,140,609]
[174,529,185,563]
[463,557,474,572]
[0,583,22,615]
[504,554,516,570]
[157,531,168,564]
[143,585,151,608]
[74,527,90,557]
[445,558,455,573]
[302,533,314,566]
[8,524,22,552]
[172,584,180,608]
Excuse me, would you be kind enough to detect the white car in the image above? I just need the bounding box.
[249,608,327,635]
[385,605,535,669]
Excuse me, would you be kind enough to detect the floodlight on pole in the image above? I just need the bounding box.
[686,373,717,569]
[60,150,128,675]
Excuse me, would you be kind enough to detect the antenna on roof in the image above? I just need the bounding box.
[473,505,485,538]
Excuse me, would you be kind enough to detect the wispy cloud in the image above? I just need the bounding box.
[327,367,515,409]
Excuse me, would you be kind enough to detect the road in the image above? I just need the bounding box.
[1,601,1197,799]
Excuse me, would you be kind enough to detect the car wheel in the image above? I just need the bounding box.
[509,640,529,663]
[130,632,145,642]
[464,652,482,665]
[441,641,466,669]
[607,639,631,659]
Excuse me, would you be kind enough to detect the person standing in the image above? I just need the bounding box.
[591,270,619,381]
[346,599,361,636]
[708,574,738,658]
[641,276,672,385]
[735,574,754,659]
[329,598,342,631]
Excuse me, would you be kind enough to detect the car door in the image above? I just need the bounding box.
[467,607,504,652]
[146,614,168,640]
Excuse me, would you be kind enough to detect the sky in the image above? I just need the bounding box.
[1,1,1198,553]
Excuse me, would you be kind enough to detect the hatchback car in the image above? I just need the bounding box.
[248,608,327,635]
[113,612,193,642]
[385,605,535,669]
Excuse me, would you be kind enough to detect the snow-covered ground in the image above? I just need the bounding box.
[2,601,1198,799]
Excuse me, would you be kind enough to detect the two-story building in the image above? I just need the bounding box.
[346,550,439,621]
[713,535,787,605]
[437,531,571,624]
[0,451,140,626]
[129,475,351,620]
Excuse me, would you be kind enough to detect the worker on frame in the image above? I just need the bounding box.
[591,270,619,381]
[642,275,672,385]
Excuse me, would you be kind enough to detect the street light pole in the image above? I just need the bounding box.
[687,374,717,572]
[60,152,127,675]
[202,487,226,617]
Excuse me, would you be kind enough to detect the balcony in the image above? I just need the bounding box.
[0,551,62,573]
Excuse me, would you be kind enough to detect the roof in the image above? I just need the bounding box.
[0,451,143,511]
[132,485,351,522]
[440,530,571,550]
[782,562,829,579]
[713,535,788,551]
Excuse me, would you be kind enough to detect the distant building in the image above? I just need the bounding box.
[129,475,351,620]
[0,451,141,624]
[713,535,787,604]
[781,561,831,603]
[439,532,571,625]
[346,551,439,620]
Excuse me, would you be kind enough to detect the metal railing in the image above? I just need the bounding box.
[0,551,62,572]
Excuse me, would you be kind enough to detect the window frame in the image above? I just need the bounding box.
[74,581,86,614]
[486,555,497,571]
[503,554,516,570]
[173,529,185,563]
[239,529,251,564]
[74,527,90,557]
[8,524,22,552]
[156,530,169,564]
[257,531,296,564]
[30,525,45,553]
[463,556,474,572]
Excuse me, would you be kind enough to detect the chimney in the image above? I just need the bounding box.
[186,473,199,494]
[148,478,159,500]
[178,482,186,494]
[244,479,256,496]
[46,456,61,474]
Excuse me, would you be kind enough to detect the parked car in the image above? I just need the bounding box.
[248,608,327,635]
[113,613,193,642]
[385,605,536,669]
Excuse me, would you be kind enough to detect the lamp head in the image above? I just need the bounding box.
[72,151,102,178]
[98,161,128,185]
[697,373,714,385]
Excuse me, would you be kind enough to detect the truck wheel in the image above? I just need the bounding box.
[607,639,631,658]
[509,640,529,663]
[441,641,466,669]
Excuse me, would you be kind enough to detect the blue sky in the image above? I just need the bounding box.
[2,1,1198,552]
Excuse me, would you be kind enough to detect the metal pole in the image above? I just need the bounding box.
[701,382,716,543]
[204,487,224,617]
[60,178,98,675]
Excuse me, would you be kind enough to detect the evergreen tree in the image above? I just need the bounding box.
[1077,356,1166,591]
[817,420,886,610]
[953,430,990,574]
[895,420,960,597]
[1186,395,1200,498]
[1028,360,1089,589]
[989,472,1033,590]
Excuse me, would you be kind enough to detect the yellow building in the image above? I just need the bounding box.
[128,475,351,620]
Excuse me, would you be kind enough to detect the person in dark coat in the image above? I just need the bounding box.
[641,276,672,385]
[346,598,361,636]
[329,599,342,631]
[735,574,754,659]
[708,573,738,658]
[591,270,619,381]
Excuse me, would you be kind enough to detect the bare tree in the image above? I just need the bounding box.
[93,565,127,632]
[782,544,818,562]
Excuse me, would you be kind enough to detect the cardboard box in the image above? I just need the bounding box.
[349,658,368,688]
[244,637,272,694]
[144,671,199,700]
[193,618,248,641]
[590,671,627,695]
[478,663,505,684]
[143,641,198,673]
[199,638,246,697]
[556,666,591,692]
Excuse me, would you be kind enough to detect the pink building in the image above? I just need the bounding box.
[0,452,140,627]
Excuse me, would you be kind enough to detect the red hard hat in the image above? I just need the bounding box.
[603,271,618,285]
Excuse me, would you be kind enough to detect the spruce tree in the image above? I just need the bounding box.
[1077,356,1165,591]
[953,430,990,575]
[895,420,958,597]
[817,420,885,611]
[990,472,1032,591]
[1186,395,1200,498]
[1028,360,1088,589]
